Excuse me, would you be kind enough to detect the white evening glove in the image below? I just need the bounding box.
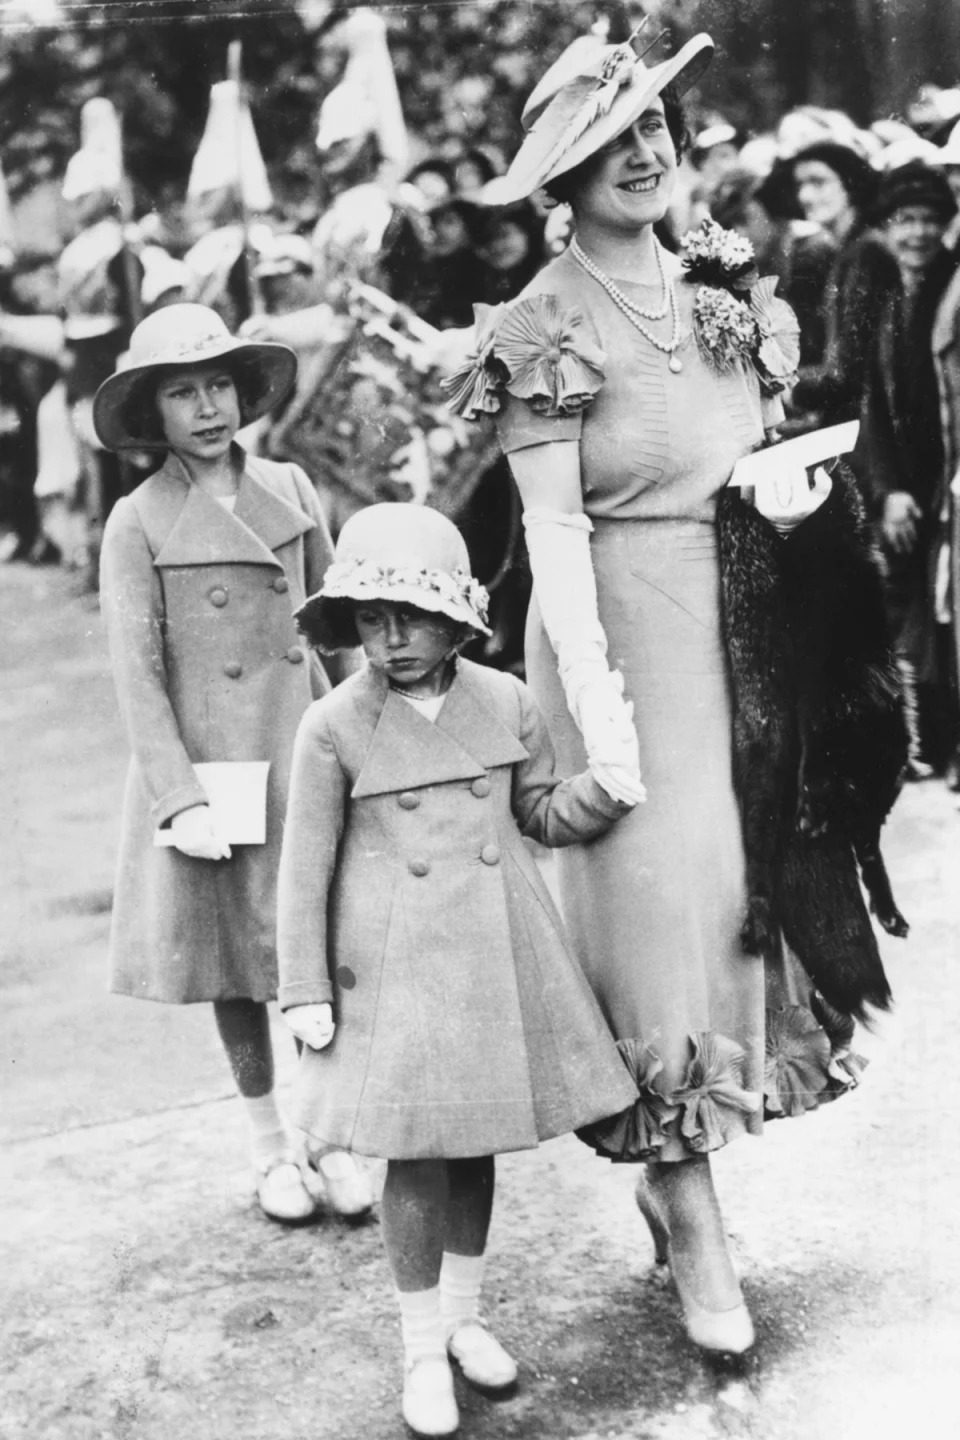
[523,507,646,806]
[170,804,232,860]
[283,1003,336,1050]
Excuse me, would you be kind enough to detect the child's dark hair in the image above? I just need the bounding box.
[543,83,690,209]
[118,356,271,446]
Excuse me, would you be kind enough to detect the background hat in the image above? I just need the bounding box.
[296,503,490,651]
[872,160,956,224]
[92,303,297,451]
[497,29,713,203]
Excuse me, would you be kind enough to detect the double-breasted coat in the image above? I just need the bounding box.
[277,659,639,1160]
[100,445,336,1003]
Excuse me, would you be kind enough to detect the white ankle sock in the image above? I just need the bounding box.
[396,1287,447,1365]
[439,1252,485,1338]
[241,1091,288,1169]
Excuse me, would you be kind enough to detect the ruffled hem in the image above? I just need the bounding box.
[576,1000,865,1162]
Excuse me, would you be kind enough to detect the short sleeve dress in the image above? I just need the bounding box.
[496,247,807,1161]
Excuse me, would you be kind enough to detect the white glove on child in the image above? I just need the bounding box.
[523,507,646,806]
[170,804,231,860]
[284,1003,336,1050]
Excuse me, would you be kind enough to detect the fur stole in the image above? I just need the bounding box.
[717,461,907,1020]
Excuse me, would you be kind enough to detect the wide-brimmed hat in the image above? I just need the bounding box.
[296,503,491,652]
[92,303,297,451]
[496,28,713,204]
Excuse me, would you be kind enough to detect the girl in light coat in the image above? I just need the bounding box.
[278,503,639,1438]
[95,303,370,1224]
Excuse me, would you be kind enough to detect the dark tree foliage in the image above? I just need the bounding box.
[1,0,959,212]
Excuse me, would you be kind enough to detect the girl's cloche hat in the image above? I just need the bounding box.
[295,503,491,653]
[495,24,713,204]
[92,303,298,452]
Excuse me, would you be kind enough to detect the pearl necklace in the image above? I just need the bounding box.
[570,235,670,319]
[570,237,687,373]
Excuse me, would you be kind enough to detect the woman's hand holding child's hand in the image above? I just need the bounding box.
[283,1003,336,1050]
[170,804,232,860]
[578,673,647,806]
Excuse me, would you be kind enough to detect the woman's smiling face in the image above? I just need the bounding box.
[155,362,241,462]
[571,99,677,234]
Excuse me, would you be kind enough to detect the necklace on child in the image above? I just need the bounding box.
[570,236,687,373]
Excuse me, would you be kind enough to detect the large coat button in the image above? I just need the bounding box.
[272,576,289,594]
[209,587,228,608]
[471,777,491,798]
[480,843,501,866]
[224,661,243,679]
[409,858,430,877]
[286,646,305,664]
[398,792,420,810]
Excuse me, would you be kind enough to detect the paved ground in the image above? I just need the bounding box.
[2,561,960,1440]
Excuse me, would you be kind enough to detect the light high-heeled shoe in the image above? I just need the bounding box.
[667,1256,755,1355]
[635,1174,755,1355]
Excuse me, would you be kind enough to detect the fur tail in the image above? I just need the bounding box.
[776,829,892,1021]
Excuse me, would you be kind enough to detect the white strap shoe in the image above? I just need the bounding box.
[447,1322,517,1392]
[307,1149,375,1219]
[402,1355,460,1437]
[255,1157,317,1225]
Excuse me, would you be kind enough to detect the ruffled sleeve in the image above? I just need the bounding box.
[442,292,605,454]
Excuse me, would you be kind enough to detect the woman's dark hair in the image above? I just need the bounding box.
[543,83,690,209]
[118,355,271,446]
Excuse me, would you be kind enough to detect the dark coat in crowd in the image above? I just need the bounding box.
[791,225,900,426]
[856,245,959,680]
[100,449,335,1003]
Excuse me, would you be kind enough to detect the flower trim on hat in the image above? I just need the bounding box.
[321,556,490,628]
[442,295,607,421]
[681,218,800,395]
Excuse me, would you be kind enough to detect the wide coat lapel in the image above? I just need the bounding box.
[152,447,313,570]
[351,663,529,798]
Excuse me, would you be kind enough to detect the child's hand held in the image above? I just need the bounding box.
[284,1002,336,1050]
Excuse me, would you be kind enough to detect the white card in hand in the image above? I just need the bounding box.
[154,762,270,847]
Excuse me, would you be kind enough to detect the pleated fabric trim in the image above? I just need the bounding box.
[577,999,867,1162]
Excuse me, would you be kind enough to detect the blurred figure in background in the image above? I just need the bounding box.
[56,98,142,576]
[788,140,899,429]
[857,162,959,776]
[685,118,741,229]
[711,164,835,372]
[475,201,545,304]
[418,197,486,330]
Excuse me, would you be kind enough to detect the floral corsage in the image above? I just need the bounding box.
[681,218,800,394]
[441,294,606,420]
